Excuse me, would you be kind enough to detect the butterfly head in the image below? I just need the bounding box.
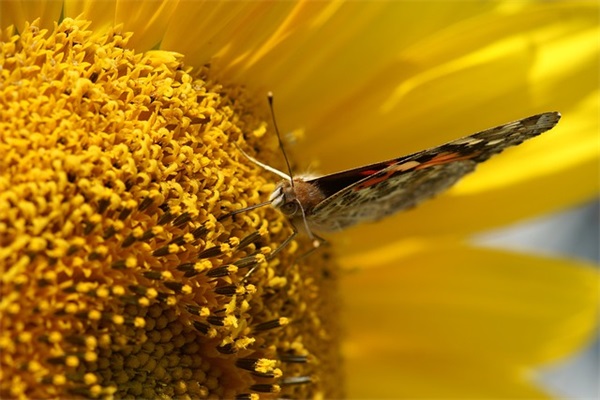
[269,177,326,217]
[269,179,301,217]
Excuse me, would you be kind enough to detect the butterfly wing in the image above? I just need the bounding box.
[306,112,561,232]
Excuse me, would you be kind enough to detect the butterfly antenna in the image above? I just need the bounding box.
[268,92,295,186]
[268,93,321,248]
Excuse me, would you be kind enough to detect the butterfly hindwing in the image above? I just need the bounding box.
[306,112,560,231]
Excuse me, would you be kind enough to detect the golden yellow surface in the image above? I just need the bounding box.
[1,2,598,398]
[0,18,341,399]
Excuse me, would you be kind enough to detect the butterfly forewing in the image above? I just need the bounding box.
[305,112,561,232]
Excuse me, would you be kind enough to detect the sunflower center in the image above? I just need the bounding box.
[0,17,342,399]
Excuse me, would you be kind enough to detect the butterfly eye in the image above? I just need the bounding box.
[280,201,299,216]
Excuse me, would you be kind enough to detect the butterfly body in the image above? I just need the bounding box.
[267,112,561,233]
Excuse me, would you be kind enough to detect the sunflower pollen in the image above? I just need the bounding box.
[0,17,343,399]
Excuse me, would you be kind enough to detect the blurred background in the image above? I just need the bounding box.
[477,200,599,399]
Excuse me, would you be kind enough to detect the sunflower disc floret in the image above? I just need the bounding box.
[0,18,342,399]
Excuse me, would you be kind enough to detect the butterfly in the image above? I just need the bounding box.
[237,98,561,249]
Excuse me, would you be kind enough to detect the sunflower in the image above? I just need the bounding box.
[0,2,598,399]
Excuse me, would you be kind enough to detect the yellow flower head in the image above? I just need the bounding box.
[1,2,598,399]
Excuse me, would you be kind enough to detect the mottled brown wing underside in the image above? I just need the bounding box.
[307,112,561,232]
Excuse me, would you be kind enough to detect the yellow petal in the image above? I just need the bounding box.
[342,243,598,398]
[164,1,308,77]
[65,0,178,50]
[345,355,552,399]
[300,3,598,170]
[1,1,62,32]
